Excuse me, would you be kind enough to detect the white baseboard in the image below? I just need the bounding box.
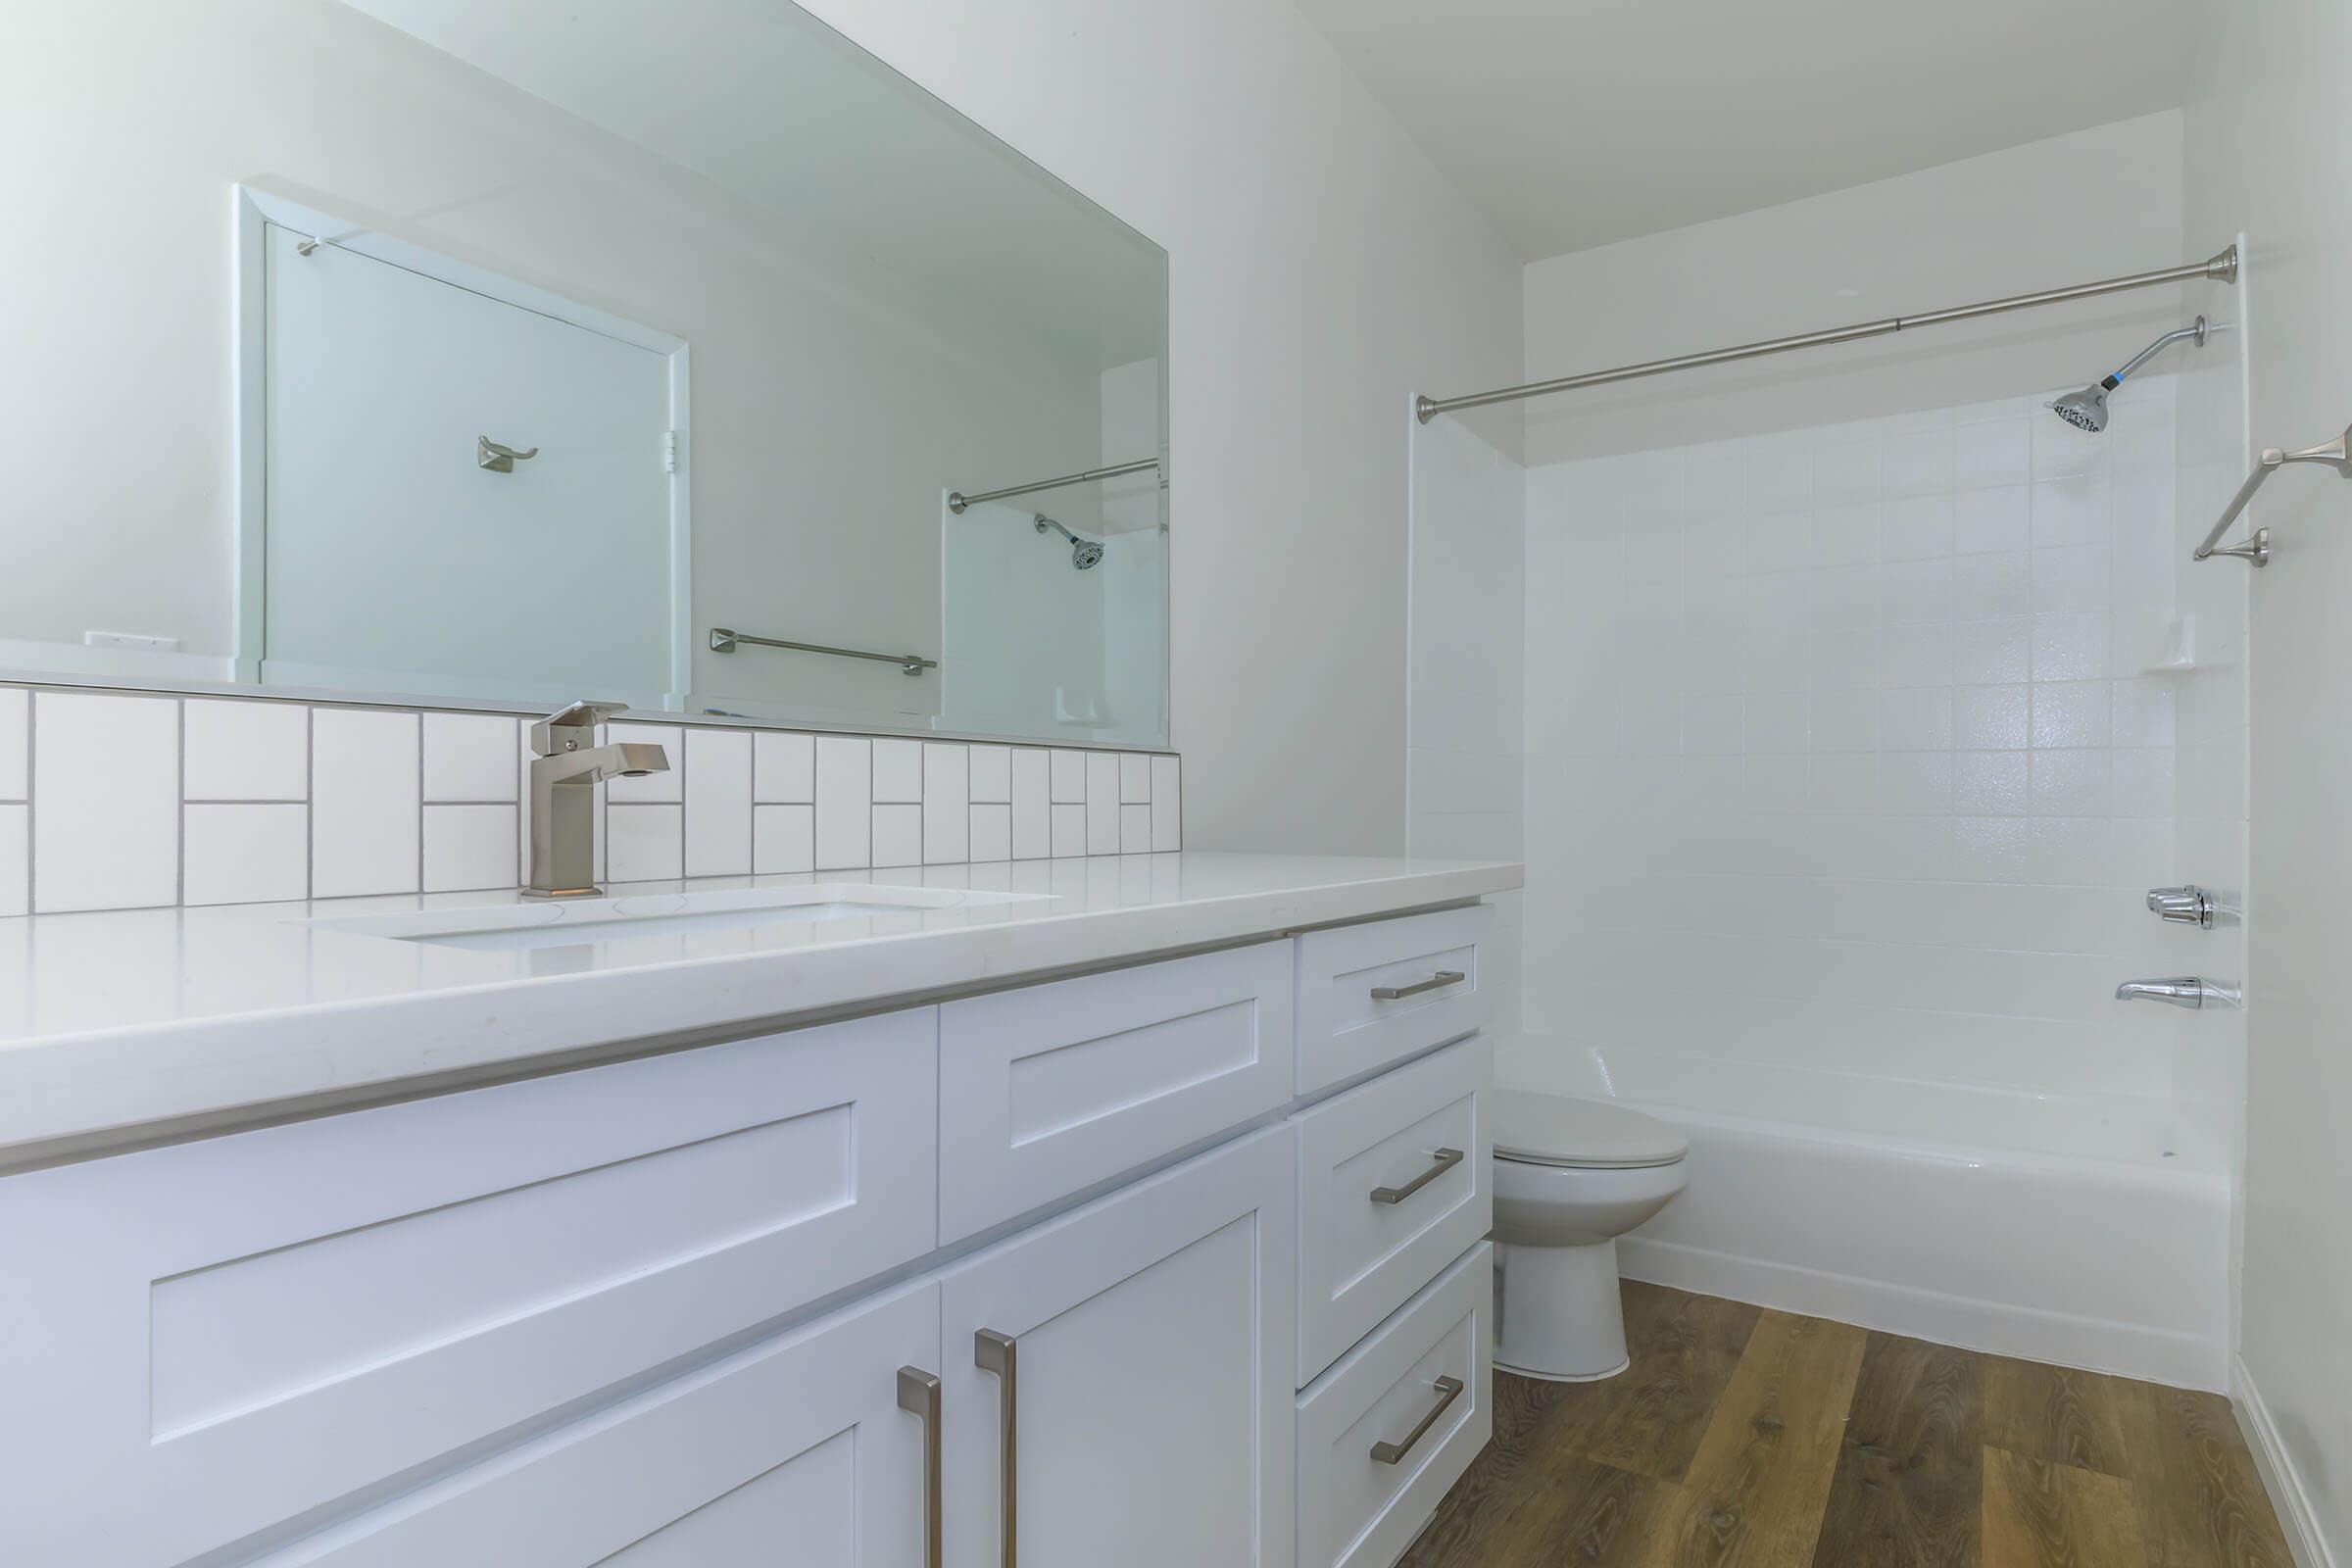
[1617,1236,2226,1393]
[2231,1354,2336,1568]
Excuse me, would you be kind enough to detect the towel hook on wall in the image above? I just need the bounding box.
[477,435,540,473]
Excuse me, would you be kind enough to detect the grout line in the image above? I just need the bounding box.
[174,699,185,906]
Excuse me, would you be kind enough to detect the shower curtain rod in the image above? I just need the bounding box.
[1415,245,2240,423]
[946,457,1161,514]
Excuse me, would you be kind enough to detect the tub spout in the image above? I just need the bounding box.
[2115,976,2240,1009]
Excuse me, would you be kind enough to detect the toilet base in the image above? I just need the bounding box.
[1494,1236,1631,1381]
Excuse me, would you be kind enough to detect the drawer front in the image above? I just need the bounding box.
[1296,1036,1492,1382]
[938,940,1295,1243]
[0,1007,938,1568]
[1298,1242,1494,1568]
[1295,905,1492,1093]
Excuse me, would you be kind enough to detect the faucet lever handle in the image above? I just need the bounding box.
[2146,885,2217,928]
[531,700,632,756]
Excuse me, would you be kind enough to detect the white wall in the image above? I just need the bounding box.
[796,0,1525,854]
[2181,3,2352,1557]
[1520,113,2192,466]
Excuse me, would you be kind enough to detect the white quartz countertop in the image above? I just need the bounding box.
[0,852,1520,1164]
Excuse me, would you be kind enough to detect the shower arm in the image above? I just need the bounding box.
[2108,319,2208,384]
[1416,245,2239,422]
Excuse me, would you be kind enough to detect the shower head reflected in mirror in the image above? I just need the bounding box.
[2048,316,2209,434]
[1035,514,1104,570]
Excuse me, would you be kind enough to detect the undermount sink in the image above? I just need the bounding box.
[302,884,1056,954]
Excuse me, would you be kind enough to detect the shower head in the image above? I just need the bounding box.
[1034,514,1104,570]
[2048,316,2208,435]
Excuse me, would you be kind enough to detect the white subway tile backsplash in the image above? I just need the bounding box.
[184,804,308,906]
[0,682,1176,912]
[921,744,969,863]
[1011,748,1052,858]
[871,739,923,803]
[754,804,814,874]
[0,805,24,916]
[1050,749,1086,803]
[422,804,516,893]
[422,712,518,803]
[683,727,753,877]
[969,803,1012,862]
[608,804,684,882]
[1084,753,1119,854]
[312,708,419,899]
[813,736,871,871]
[32,692,180,912]
[754,731,814,803]
[871,803,922,867]
[185,699,308,801]
[968,744,1011,804]
[0,689,25,800]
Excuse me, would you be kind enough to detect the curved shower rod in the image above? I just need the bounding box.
[1416,245,2240,422]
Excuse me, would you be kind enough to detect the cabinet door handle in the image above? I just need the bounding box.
[896,1366,943,1568]
[1370,969,1465,1001]
[1370,1375,1465,1465]
[975,1329,1018,1567]
[1370,1147,1464,1204]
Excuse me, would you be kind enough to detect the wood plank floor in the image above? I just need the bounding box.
[1397,1282,2295,1568]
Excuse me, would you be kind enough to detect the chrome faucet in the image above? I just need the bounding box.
[524,701,668,899]
[2115,976,2241,1010]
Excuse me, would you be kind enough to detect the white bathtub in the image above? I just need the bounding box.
[1494,1032,2231,1391]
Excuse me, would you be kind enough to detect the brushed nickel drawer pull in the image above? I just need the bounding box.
[896,1366,943,1568]
[1370,1147,1463,1204]
[1371,1375,1465,1464]
[1370,969,1465,1002]
[975,1329,1018,1566]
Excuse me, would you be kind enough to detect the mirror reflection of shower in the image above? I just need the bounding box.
[1035,514,1105,570]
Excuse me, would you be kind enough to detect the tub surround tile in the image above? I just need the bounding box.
[33,691,180,912]
[184,699,308,801]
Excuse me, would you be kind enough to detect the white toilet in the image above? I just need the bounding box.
[1490,1089,1690,1381]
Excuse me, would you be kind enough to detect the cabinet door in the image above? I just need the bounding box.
[257,1281,943,1566]
[939,1127,1298,1568]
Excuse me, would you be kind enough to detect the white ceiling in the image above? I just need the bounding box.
[1294,0,2201,260]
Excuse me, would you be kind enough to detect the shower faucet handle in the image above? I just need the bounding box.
[2146,885,2217,928]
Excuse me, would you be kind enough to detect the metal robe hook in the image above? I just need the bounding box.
[477,435,540,473]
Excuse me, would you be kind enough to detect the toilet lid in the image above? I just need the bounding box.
[1492,1090,1689,1169]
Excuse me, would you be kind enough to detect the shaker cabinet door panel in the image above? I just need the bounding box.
[938,1126,1298,1568]
[255,1282,943,1567]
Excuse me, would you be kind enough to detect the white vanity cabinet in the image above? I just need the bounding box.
[249,1282,945,1567]
[0,899,1499,1568]
[939,1127,1298,1568]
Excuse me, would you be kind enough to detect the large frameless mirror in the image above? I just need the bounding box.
[2,0,1169,748]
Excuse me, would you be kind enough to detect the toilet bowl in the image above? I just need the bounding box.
[1490,1089,1689,1381]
